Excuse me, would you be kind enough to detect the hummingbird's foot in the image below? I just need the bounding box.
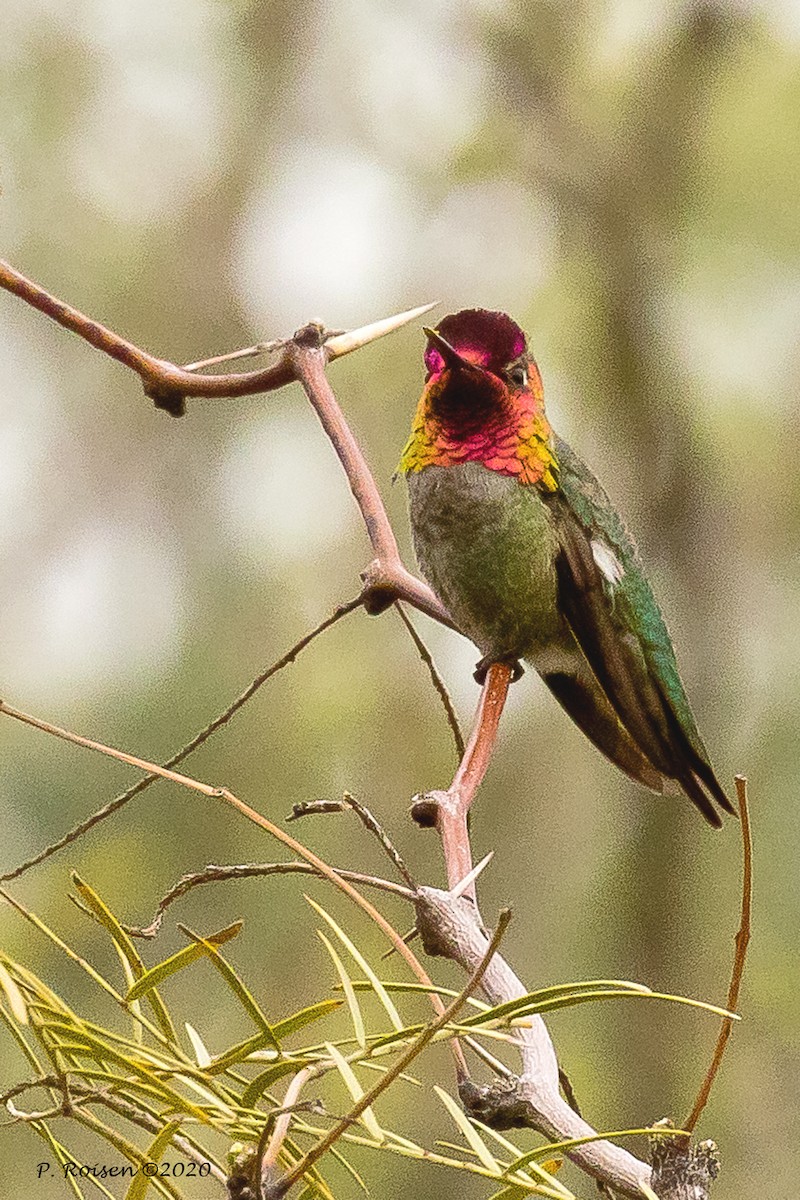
[409,791,441,828]
[473,654,524,685]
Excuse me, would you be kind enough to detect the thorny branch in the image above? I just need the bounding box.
[0,258,450,633]
[0,259,432,417]
[0,269,739,1199]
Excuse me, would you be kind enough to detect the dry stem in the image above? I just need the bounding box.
[0,698,467,1084]
[683,775,752,1135]
[99,862,416,940]
[1,595,364,882]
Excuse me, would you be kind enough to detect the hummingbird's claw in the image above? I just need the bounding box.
[409,791,441,828]
[473,655,524,685]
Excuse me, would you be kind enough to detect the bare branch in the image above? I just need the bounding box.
[0,258,434,416]
[121,861,415,940]
[415,886,654,1199]
[0,596,363,882]
[394,602,465,760]
[683,775,752,1136]
[0,1076,66,1109]
[412,661,513,903]
[286,334,453,627]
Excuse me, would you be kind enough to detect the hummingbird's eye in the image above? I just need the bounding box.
[508,365,528,387]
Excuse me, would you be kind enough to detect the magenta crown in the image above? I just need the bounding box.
[424,308,527,376]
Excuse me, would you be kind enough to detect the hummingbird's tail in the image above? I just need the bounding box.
[655,692,736,827]
[543,667,664,793]
[542,660,734,825]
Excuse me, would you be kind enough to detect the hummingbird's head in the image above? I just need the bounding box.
[399,308,559,489]
[421,309,530,428]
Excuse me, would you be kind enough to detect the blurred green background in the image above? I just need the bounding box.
[1,1,798,1196]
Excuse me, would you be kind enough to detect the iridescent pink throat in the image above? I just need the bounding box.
[398,360,560,491]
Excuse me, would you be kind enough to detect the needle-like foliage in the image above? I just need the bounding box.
[1,879,724,1200]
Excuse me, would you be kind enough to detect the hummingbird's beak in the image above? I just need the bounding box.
[422,326,484,375]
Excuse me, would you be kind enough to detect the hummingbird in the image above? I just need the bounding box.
[399,308,733,826]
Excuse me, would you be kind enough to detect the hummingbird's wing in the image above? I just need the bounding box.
[542,661,666,793]
[545,436,734,826]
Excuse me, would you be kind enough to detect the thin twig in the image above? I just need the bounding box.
[394,602,465,760]
[682,775,752,1136]
[118,861,415,939]
[77,1083,227,1180]
[0,700,468,1082]
[5,1103,66,1123]
[287,800,348,821]
[0,1076,66,1108]
[340,794,417,891]
[287,795,416,891]
[0,597,363,882]
[0,260,451,624]
[379,922,419,961]
[462,1034,515,1080]
[0,263,452,619]
[264,909,513,1198]
[448,663,512,814]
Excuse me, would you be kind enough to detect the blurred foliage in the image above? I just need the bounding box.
[1,0,799,1196]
